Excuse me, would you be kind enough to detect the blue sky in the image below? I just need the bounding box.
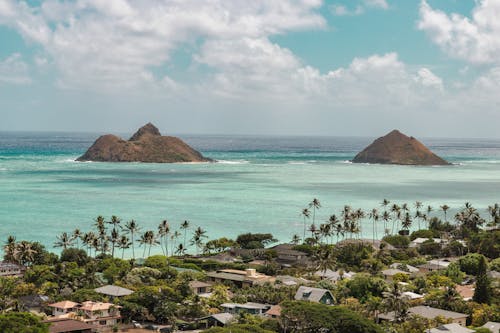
[1,0,499,137]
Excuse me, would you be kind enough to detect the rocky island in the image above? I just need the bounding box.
[352,130,449,165]
[77,123,212,163]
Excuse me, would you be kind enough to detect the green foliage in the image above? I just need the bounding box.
[0,312,49,333]
[409,229,435,240]
[204,237,237,253]
[418,239,442,256]
[99,258,131,283]
[280,301,383,333]
[203,324,275,333]
[345,273,387,303]
[335,243,373,269]
[69,288,103,303]
[473,255,491,304]
[60,248,89,266]
[490,257,500,272]
[468,230,500,259]
[236,233,277,249]
[474,328,492,333]
[292,244,314,255]
[459,253,486,275]
[445,262,465,284]
[382,235,410,248]
[123,267,162,286]
[232,283,296,304]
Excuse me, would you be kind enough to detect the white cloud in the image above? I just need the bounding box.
[415,67,443,90]
[0,0,325,90]
[0,53,31,85]
[418,0,500,64]
[330,0,388,16]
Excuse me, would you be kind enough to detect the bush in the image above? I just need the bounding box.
[60,248,89,266]
[410,229,436,240]
[418,240,442,256]
[459,253,485,275]
[382,235,410,248]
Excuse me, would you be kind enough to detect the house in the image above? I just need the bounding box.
[314,269,355,282]
[221,302,271,316]
[18,294,50,313]
[481,321,500,333]
[198,313,235,328]
[48,301,79,317]
[382,268,410,281]
[206,268,273,288]
[189,281,212,296]
[418,259,454,273]
[275,275,312,286]
[269,244,309,267]
[294,286,334,305]
[43,318,94,333]
[379,306,468,326]
[94,285,133,299]
[265,305,281,318]
[410,238,445,248]
[78,301,121,327]
[389,263,419,274]
[0,261,25,277]
[402,291,424,300]
[428,323,474,333]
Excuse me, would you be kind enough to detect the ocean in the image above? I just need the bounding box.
[1,132,500,255]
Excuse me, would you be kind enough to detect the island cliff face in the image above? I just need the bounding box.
[77,123,211,163]
[352,130,449,165]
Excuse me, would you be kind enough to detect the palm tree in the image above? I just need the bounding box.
[171,230,181,256]
[118,235,131,259]
[328,214,340,244]
[390,204,401,235]
[382,283,410,323]
[3,236,17,262]
[108,215,121,229]
[158,220,170,256]
[313,245,336,277]
[301,208,310,242]
[82,232,96,257]
[124,219,140,260]
[440,204,450,222]
[175,243,186,256]
[94,215,107,255]
[13,241,37,266]
[54,232,74,250]
[369,208,379,245]
[290,234,301,245]
[72,229,82,249]
[309,198,321,225]
[180,220,190,249]
[401,212,412,233]
[381,211,391,236]
[190,227,208,255]
[110,227,120,258]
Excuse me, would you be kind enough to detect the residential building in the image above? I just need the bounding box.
[78,301,121,327]
[220,302,271,316]
[379,306,468,326]
[189,280,212,296]
[314,269,355,282]
[389,263,419,274]
[382,268,411,281]
[481,321,500,333]
[294,286,334,305]
[48,301,79,317]
[94,285,133,299]
[428,323,474,333]
[265,305,281,319]
[43,318,94,333]
[0,261,25,277]
[18,294,50,313]
[206,268,273,288]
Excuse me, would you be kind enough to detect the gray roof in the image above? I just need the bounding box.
[429,323,474,333]
[294,286,332,303]
[389,263,419,273]
[314,269,355,280]
[206,271,246,282]
[482,321,500,333]
[221,302,270,310]
[94,285,134,297]
[210,313,235,325]
[382,268,410,276]
[380,306,468,321]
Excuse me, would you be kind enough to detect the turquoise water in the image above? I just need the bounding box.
[1,132,500,254]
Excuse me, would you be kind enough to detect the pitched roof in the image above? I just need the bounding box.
[43,318,94,333]
[380,306,468,321]
[221,302,270,310]
[94,285,134,297]
[189,281,212,289]
[19,294,50,307]
[429,323,474,333]
[294,286,332,303]
[389,263,419,273]
[79,301,119,311]
[482,321,500,333]
[382,268,410,276]
[201,313,235,325]
[402,291,424,300]
[455,285,474,301]
[265,305,281,317]
[314,269,355,280]
[48,301,78,309]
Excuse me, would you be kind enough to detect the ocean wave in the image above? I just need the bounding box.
[342,160,353,164]
[216,159,249,164]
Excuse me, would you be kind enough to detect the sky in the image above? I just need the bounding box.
[1,0,500,138]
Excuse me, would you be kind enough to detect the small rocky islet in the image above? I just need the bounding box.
[352,130,449,165]
[77,123,212,163]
